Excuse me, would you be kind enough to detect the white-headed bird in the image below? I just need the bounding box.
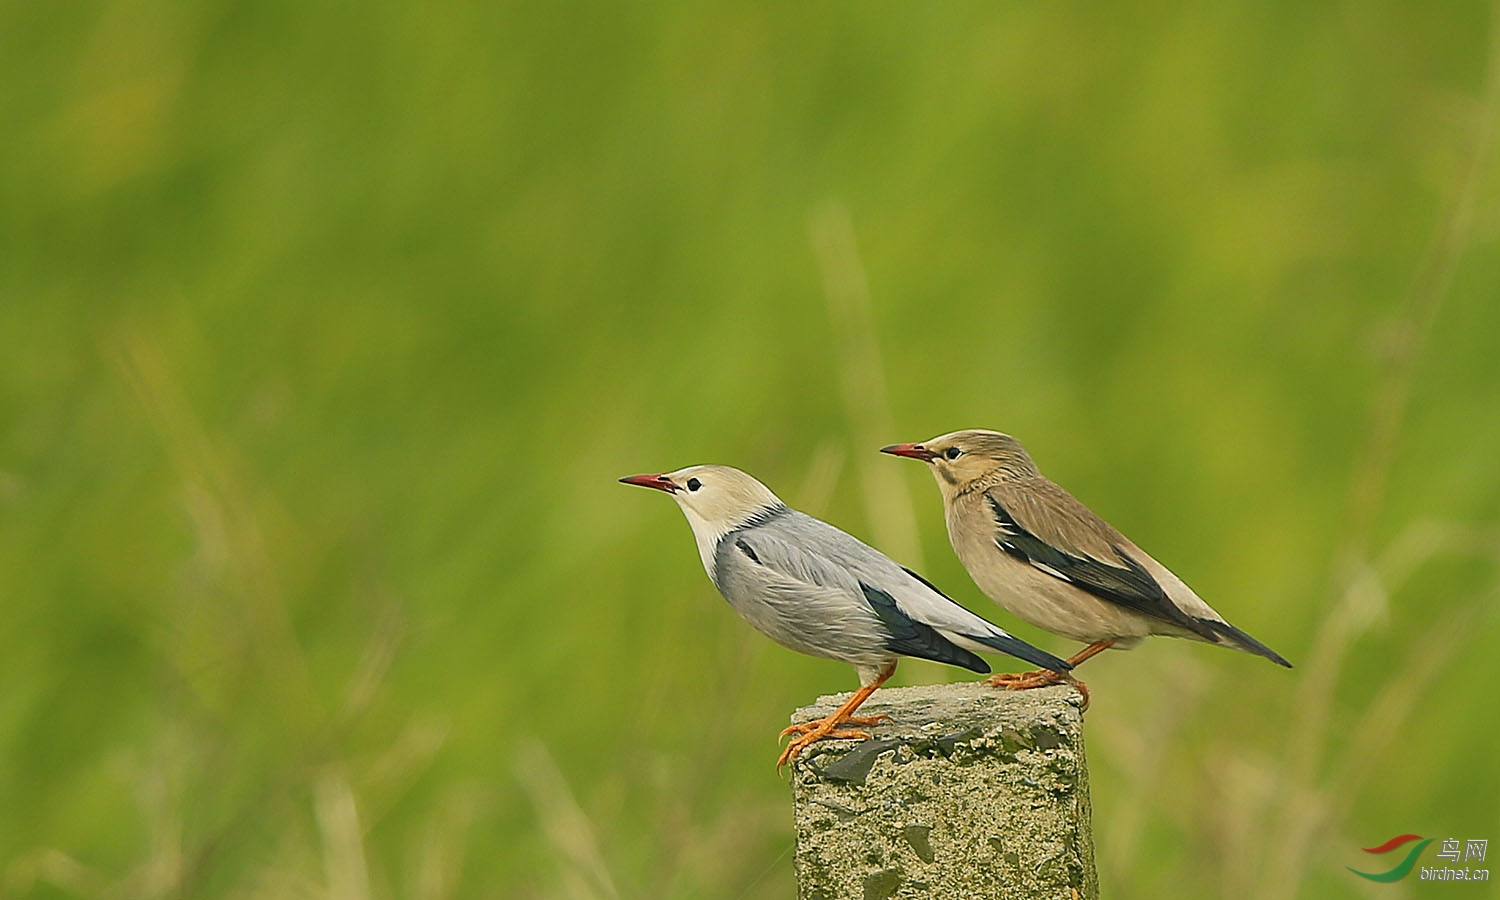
[882,430,1291,704]
[619,465,1072,768]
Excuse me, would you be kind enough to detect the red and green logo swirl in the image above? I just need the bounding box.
[1348,834,1433,882]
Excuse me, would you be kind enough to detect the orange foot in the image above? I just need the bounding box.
[777,663,897,771]
[776,715,880,770]
[779,714,890,737]
[986,670,1090,709]
[985,668,1062,689]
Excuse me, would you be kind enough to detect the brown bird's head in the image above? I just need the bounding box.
[881,429,1040,493]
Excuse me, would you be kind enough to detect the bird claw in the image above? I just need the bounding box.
[1070,677,1091,710]
[775,714,886,770]
[985,668,1062,689]
[985,670,1090,710]
[777,730,870,770]
[779,714,889,738]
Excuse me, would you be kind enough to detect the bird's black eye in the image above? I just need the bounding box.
[944,447,962,460]
[687,477,702,491]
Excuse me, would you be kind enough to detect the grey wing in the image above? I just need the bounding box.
[985,481,1220,640]
[721,520,991,673]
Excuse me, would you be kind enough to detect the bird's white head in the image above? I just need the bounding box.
[881,429,1040,497]
[619,465,787,572]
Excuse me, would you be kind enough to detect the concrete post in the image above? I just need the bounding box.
[789,682,1097,900]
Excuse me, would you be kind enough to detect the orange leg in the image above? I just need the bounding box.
[985,640,1114,709]
[777,663,895,771]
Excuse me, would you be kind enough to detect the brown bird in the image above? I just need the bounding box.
[882,430,1291,703]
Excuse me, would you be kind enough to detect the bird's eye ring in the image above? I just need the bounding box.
[687,477,702,491]
[944,447,962,460]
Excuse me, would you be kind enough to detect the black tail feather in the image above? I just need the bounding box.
[1198,618,1293,668]
[969,631,1073,674]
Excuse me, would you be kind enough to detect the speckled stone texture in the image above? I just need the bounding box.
[790,682,1097,900]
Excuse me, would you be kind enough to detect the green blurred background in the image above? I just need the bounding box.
[4,1,1500,897]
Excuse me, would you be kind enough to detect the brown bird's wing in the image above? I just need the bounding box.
[984,480,1220,640]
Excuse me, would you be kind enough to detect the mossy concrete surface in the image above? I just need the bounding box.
[790,682,1097,900]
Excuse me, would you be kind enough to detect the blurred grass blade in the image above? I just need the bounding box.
[513,738,620,900]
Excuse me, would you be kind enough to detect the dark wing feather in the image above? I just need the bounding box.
[858,583,989,674]
[986,486,1219,640]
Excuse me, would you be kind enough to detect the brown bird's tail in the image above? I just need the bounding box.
[1196,618,1293,667]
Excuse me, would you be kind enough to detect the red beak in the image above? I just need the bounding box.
[619,472,679,493]
[880,442,938,462]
